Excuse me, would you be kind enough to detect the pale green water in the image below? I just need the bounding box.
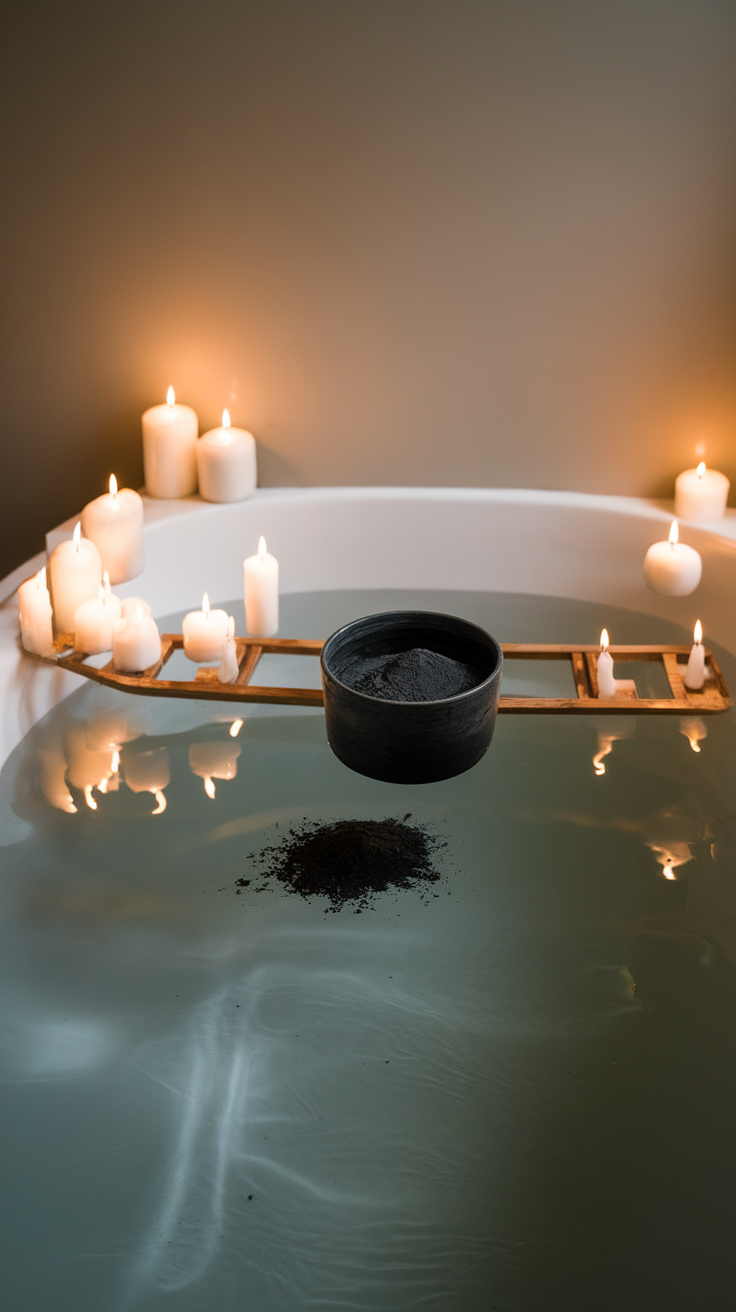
[2,590,736,1312]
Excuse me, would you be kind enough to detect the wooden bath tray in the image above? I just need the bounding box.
[47,635,731,714]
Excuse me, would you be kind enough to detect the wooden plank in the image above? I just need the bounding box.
[44,637,730,714]
[236,643,263,685]
[571,651,590,699]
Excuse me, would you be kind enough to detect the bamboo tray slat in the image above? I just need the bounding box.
[45,635,731,714]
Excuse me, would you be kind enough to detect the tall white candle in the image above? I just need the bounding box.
[643,521,702,597]
[218,615,240,683]
[244,536,279,636]
[182,593,230,662]
[49,522,103,634]
[597,629,617,698]
[684,619,706,690]
[674,462,729,523]
[142,386,199,499]
[81,475,145,582]
[73,583,122,654]
[18,567,55,657]
[112,607,162,672]
[596,628,637,700]
[197,410,257,503]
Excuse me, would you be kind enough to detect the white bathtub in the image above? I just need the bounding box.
[2,486,735,772]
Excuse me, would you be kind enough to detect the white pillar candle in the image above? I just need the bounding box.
[80,475,145,583]
[142,386,199,499]
[244,536,279,636]
[684,619,706,690]
[597,629,617,698]
[643,520,702,597]
[49,521,103,634]
[189,740,241,798]
[182,592,230,662]
[674,462,729,523]
[197,409,257,503]
[18,566,55,657]
[112,607,162,672]
[121,595,151,618]
[73,584,122,654]
[218,615,240,683]
[596,629,637,700]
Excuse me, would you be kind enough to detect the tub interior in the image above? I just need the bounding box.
[2,588,736,1311]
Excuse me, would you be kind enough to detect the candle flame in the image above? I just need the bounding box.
[600,629,609,652]
[258,536,267,560]
[84,784,97,811]
[694,619,702,644]
[73,521,81,550]
[227,615,235,639]
[230,718,243,738]
[222,409,231,430]
[204,776,216,799]
[109,474,118,497]
[167,386,175,407]
[669,520,679,547]
[36,566,46,589]
[203,593,210,618]
[151,789,167,815]
[697,461,706,478]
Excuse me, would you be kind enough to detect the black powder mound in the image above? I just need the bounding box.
[346,646,480,702]
[237,817,445,913]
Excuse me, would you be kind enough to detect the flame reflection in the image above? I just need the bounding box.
[680,717,707,754]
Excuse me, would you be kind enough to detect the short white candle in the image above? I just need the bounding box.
[18,567,55,657]
[684,619,706,690]
[80,475,145,583]
[73,581,122,654]
[189,740,241,798]
[197,409,257,503]
[112,606,162,672]
[597,629,617,698]
[244,536,279,636]
[182,592,230,662]
[643,520,702,597]
[142,386,199,499]
[121,596,151,618]
[218,615,240,683]
[674,462,729,523]
[49,521,103,634]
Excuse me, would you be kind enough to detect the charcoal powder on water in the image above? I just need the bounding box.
[236,817,445,912]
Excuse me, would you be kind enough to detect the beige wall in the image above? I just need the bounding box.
[2,0,736,578]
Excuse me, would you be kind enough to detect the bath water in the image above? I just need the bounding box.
[2,590,736,1312]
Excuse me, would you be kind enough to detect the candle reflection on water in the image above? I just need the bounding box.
[123,747,170,815]
[680,717,707,753]
[189,741,241,800]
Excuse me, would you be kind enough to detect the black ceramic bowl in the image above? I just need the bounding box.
[320,611,503,784]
